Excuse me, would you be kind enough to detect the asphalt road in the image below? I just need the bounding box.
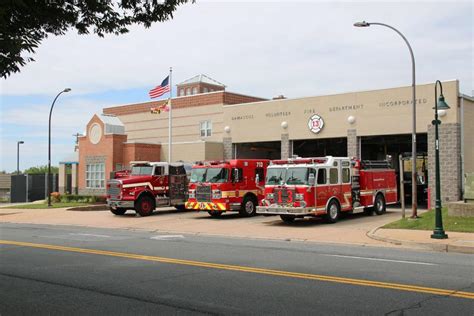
[1,223,473,315]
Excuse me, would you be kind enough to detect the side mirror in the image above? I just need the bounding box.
[308,173,315,186]
[255,174,260,185]
[233,168,239,183]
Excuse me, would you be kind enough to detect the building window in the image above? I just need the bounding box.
[186,88,191,95]
[200,121,212,137]
[192,87,198,95]
[179,89,184,96]
[203,87,208,93]
[86,163,105,188]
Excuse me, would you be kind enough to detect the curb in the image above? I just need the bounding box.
[67,204,108,211]
[367,227,474,254]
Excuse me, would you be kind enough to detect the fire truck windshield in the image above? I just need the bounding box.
[190,168,206,183]
[205,168,229,183]
[266,168,286,185]
[190,167,229,183]
[285,168,309,185]
[131,165,153,175]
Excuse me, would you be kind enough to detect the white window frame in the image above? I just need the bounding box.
[86,162,105,188]
[200,120,212,137]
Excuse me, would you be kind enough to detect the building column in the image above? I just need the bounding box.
[347,129,360,159]
[281,133,290,159]
[58,163,67,194]
[71,163,78,195]
[223,137,233,160]
[427,123,461,208]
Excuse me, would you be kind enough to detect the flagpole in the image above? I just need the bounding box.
[168,67,172,163]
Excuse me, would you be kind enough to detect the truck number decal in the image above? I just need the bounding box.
[256,162,264,168]
[277,189,293,203]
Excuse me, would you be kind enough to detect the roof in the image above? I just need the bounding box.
[59,151,79,164]
[177,74,226,88]
[97,113,125,135]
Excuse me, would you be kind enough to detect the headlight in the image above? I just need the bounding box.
[266,193,274,200]
[212,190,222,199]
[295,193,304,200]
[189,190,195,199]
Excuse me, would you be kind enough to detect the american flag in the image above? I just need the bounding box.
[149,76,170,98]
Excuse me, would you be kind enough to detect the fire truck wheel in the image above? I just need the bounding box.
[240,196,257,217]
[208,211,222,217]
[325,199,340,223]
[373,194,386,215]
[280,215,295,223]
[175,204,186,211]
[110,208,126,215]
[136,196,155,217]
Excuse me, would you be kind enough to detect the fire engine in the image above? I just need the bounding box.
[107,161,191,216]
[185,159,270,217]
[256,156,397,223]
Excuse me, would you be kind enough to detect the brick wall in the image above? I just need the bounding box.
[223,137,233,160]
[103,92,266,116]
[281,134,290,159]
[427,122,462,207]
[347,129,359,159]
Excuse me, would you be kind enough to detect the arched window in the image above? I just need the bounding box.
[186,88,191,95]
[203,87,208,93]
[179,89,184,96]
[192,87,198,95]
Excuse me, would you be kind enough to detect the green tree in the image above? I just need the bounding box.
[0,0,191,78]
[24,165,59,174]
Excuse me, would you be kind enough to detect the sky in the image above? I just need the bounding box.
[0,0,472,172]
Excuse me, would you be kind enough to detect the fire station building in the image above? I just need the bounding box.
[63,75,473,207]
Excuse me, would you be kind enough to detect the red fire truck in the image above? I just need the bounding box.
[256,156,397,223]
[185,159,270,217]
[107,161,191,216]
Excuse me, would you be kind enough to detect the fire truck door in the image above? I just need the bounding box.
[328,166,342,203]
[316,168,329,208]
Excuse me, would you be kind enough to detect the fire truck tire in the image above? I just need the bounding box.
[325,199,340,223]
[280,215,295,223]
[208,211,222,217]
[110,208,126,215]
[240,196,257,217]
[373,194,386,215]
[175,204,186,211]
[136,196,155,217]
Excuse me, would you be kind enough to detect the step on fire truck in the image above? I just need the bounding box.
[256,156,397,223]
[107,161,191,216]
[185,159,270,217]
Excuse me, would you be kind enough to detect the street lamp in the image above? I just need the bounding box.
[47,88,71,207]
[17,141,24,174]
[354,21,419,218]
[431,80,449,239]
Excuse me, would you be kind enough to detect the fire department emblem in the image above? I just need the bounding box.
[308,114,324,134]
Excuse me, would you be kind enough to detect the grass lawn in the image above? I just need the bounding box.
[383,208,474,233]
[1,202,95,209]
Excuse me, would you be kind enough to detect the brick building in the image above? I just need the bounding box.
[69,76,473,205]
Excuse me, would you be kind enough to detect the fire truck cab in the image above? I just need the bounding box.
[107,161,190,216]
[256,156,397,223]
[186,159,269,217]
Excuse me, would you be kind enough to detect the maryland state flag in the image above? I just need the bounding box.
[150,99,170,114]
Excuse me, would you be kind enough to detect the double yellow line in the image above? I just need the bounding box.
[1,239,473,300]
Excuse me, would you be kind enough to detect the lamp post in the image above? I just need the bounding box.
[17,141,24,174]
[431,80,449,239]
[47,88,71,207]
[354,21,419,218]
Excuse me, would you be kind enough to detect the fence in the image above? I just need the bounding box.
[10,174,58,203]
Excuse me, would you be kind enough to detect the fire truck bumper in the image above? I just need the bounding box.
[107,200,134,209]
[186,201,237,211]
[257,206,318,216]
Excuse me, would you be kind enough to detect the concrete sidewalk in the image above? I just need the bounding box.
[0,206,472,254]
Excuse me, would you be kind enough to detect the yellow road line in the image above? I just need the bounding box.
[1,239,473,300]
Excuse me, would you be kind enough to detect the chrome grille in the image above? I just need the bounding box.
[196,185,211,202]
[107,181,121,199]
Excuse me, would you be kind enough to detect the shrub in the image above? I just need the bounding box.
[59,194,106,204]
